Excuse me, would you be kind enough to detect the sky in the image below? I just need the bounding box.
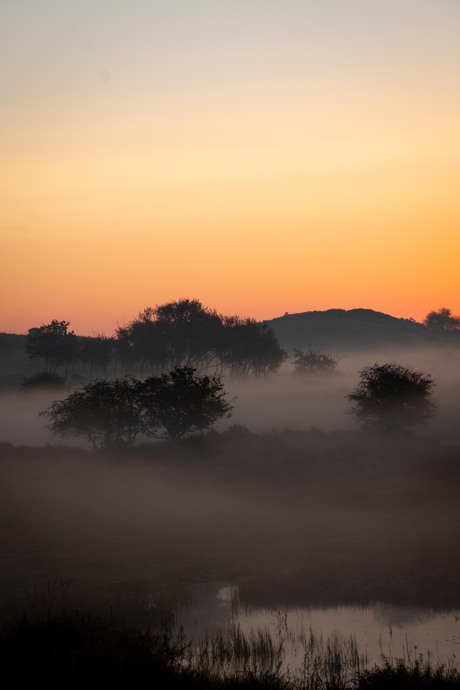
[1,0,459,335]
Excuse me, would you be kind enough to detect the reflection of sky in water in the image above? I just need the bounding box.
[373,602,434,627]
[172,581,460,672]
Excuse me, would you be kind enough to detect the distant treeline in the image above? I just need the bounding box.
[2,301,459,390]
[25,299,286,381]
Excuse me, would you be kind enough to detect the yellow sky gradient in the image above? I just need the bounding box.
[1,1,459,334]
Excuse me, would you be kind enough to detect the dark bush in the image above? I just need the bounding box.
[19,371,67,391]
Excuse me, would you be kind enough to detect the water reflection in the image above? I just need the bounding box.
[167,580,460,674]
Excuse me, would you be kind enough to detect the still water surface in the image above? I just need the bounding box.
[154,579,460,673]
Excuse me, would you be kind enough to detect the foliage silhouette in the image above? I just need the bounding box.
[347,362,436,432]
[423,307,460,332]
[292,347,338,375]
[20,371,67,391]
[136,366,233,441]
[43,368,232,447]
[153,298,224,368]
[220,316,286,376]
[80,335,114,378]
[43,379,141,451]
[26,320,79,375]
[114,298,285,377]
[115,299,222,374]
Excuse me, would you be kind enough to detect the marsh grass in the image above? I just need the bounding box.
[181,597,460,688]
[356,660,460,689]
[0,584,190,688]
[1,597,459,689]
[297,629,364,690]
[192,624,284,678]
[190,621,366,689]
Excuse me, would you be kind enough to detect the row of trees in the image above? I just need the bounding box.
[44,362,436,450]
[26,305,459,382]
[26,300,286,380]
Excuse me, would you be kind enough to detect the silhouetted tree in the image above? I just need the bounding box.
[220,316,286,376]
[43,380,141,450]
[26,320,79,375]
[114,300,223,374]
[347,362,436,432]
[136,367,232,441]
[44,367,232,447]
[80,335,114,378]
[20,371,67,392]
[153,299,223,369]
[423,307,460,332]
[113,325,142,375]
[114,299,285,377]
[292,347,338,375]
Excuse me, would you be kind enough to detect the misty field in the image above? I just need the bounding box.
[0,347,459,687]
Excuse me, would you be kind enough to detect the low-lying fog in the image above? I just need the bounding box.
[1,434,459,611]
[1,346,459,445]
[0,345,459,646]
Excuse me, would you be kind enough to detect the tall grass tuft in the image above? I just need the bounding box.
[298,628,365,690]
[192,624,284,678]
[357,659,460,689]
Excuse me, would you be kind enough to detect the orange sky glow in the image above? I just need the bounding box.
[1,1,459,335]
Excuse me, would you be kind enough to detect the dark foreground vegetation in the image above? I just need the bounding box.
[1,606,459,689]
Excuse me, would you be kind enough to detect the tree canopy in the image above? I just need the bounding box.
[43,367,232,448]
[26,320,79,374]
[423,307,460,332]
[23,300,286,384]
[114,299,285,377]
[43,379,141,450]
[347,362,436,432]
[136,367,233,440]
[80,335,114,377]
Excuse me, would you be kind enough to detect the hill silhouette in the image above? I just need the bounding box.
[266,308,460,352]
